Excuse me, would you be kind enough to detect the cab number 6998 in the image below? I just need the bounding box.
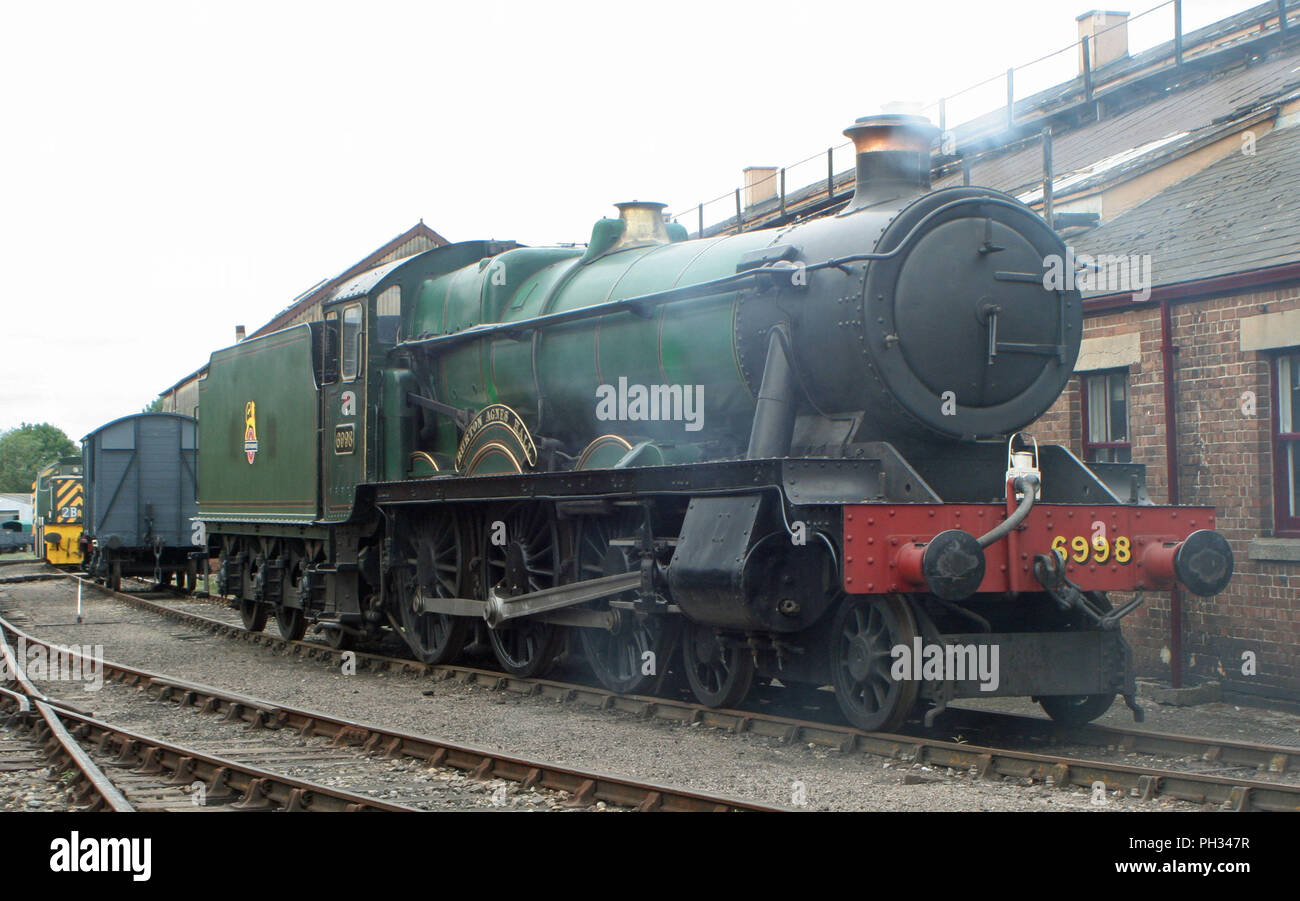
[1051,534,1132,564]
[334,425,355,455]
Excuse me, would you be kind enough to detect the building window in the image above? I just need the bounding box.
[1081,369,1131,463]
[1272,352,1300,537]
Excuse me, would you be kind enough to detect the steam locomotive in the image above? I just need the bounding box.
[196,114,1233,731]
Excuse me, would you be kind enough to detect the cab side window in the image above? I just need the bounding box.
[342,304,363,381]
[320,311,341,385]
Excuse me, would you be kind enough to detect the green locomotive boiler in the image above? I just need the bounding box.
[198,115,1233,731]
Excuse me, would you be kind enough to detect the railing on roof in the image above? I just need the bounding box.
[671,0,1298,239]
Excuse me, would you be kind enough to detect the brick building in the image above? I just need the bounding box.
[1031,122,1300,703]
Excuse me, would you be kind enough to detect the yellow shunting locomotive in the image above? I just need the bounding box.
[32,457,84,566]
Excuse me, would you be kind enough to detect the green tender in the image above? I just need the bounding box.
[198,325,320,525]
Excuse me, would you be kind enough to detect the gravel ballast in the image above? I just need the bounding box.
[1,571,1281,812]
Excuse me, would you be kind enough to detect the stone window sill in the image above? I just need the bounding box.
[1247,538,1300,563]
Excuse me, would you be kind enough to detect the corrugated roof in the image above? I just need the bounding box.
[1072,122,1300,289]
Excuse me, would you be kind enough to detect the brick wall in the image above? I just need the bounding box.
[1030,283,1300,701]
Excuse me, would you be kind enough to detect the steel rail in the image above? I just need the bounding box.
[2,614,420,811]
[0,620,135,811]
[55,575,1300,810]
[1,610,779,813]
[51,707,421,812]
[0,684,31,714]
[937,706,1300,779]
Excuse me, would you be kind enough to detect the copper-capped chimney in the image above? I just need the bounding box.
[841,114,940,212]
[610,201,671,251]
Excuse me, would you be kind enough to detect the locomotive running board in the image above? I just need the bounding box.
[416,571,641,627]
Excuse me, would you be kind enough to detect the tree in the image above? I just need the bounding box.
[142,396,164,413]
[0,423,77,492]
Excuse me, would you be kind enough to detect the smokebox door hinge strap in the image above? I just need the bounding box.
[977,217,1004,255]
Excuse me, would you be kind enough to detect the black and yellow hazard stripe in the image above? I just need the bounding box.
[53,478,83,524]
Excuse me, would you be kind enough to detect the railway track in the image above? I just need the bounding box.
[0,612,780,812]
[1,621,419,811]
[1,620,133,810]
[141,582,1300,778]
[6,570,1297,810]
[53,573,1300,811]
[936,706,1300,782]
[0,685,135,812]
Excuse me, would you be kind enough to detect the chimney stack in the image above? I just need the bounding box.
[840,114,940,213]
[235,325,246,343]
[743,166,779,208]
[610,201,671,251]
[1077,10,1129,74]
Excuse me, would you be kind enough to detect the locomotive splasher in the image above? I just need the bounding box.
[197,115,1233,733]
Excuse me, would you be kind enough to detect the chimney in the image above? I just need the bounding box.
[581,201,672,263]
[235,325,246,343]
[610,201,671,251]
[1077,10,1129,73]
[743,166,779,208]
[840,114,940,213]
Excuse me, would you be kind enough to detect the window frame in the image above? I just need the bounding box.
[1271,351,1300,538]
[341,303,364,383]
[1080,368,1133,464]
[320,309,341,385]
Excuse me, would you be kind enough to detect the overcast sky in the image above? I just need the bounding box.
[0,0,1252,441]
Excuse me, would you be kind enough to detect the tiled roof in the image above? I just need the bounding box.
[934,50,1300,197]
[709,6,1300,236]
[1072,122,1300,289]
[950,1,1300,145]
